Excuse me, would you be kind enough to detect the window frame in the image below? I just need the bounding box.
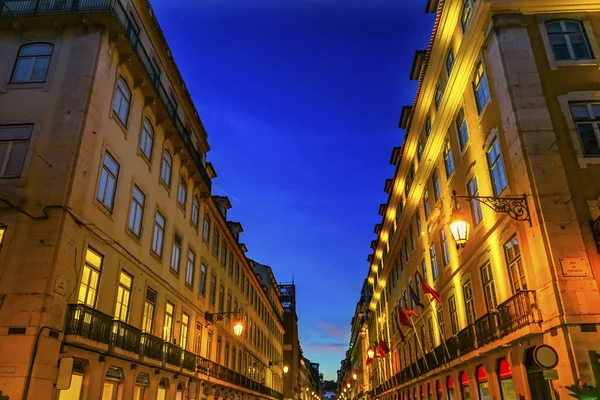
[139,119,154,161]
[112,77,132,126]
[151,210,166,258]
[127,185,145,237]
[473,61,491,114]
[545,19,594,61]
[160,149,173,188]
[199,264,207,297]
[487,137,508,195]
[0,124,33,179]
[185,248,195,287]
[455,108,469,152]
[11,43,54,83]
[96,151,120,212]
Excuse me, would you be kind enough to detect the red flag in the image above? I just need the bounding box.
[379,339,389,355]
[366,356,373,366]
[397,308,415,328]
[405,308,419,319]
[418,271,442,303]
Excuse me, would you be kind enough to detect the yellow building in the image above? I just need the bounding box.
[0,1,285,399]
[346,0,600,399]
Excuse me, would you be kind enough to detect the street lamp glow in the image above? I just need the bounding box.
[449,208,470,247]
[233,320,244,336]
[346,383,351,389]
[352,372,357,380]
[283,365,289,374]
[367,347,375,359]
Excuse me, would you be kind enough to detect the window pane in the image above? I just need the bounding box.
[31,57,50,81]
[12,59,33,82]
[20,44,53,56]
[571,33,592,59]
[4,141,28,177]
[549,35,570,60]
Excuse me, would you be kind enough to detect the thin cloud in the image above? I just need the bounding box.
[318,322,349,341]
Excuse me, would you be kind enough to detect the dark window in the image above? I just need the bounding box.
[0,124,32,178]
[546,20,593,61]
[11,43,53,83]
[569,103,600,157]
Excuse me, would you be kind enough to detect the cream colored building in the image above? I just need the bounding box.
[0,1,285,399]
[346,0,600,399]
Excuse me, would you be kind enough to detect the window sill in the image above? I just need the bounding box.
[476,100,491,123]
[125,228,142,244]
[137,148,153,172]
[159,179,171,195]
[150,250,163,264]
[94,200,115,221]
[550,58,599,70]
[4,81,51,93]
[109,111,129,136]
[169,268,180,278]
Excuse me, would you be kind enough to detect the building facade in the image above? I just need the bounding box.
[0,1,285,399]
[344,0,600,399]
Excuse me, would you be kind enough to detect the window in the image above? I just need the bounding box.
[421,259,428,285]
[186,248,195,286]
[114,270,132,322]
[235,262,240,286]
[480,263,498,311]
[441,228,450,266]
[191,197,200,228]
[209,274,217,305]
[487,138,508,195]
[163,301,174,342]
[170,233,182,273]
[423,191,431,219]
[228,253,234,276]
[180,313,189,349]
[404,238,410,262]
[410,223,416,250]
[455,108,469,151]
[142,287,156,333]
[127,186,145,237]
[195,323,203,355]
[57,360,85,400]
[227,294,232,317]
[417,139,424,161]
[177,176,187,209]
[504,235,527,293]
[569,103,600,157]
[203,214,211,242]
[434,82,443,109]
[221,242,228,266]
[545,20,593,61]
[160,150,172,187]
[151,211,166,257]
[432,169,441,201]
[424,116,432,138]
[430,243,439,280]
[206,331,213,359]
[212,230,220,256]
[473,62,490,113]
[428,317,435,349]
[224,342,230,368]
[232,346,237,371]
[77,247,103,307]
[437,307,446,339]
[97,152,119,210]
[216,336,222,364]
[112,78,131,125]
[460,0,472,33]
[449,296,459,335]
[139,119,154,160]
[219,284,225,313]
[0,125,32,178]
[199,264,207,296]
[11,43,53,83]
[416,210,422,236]
[467,177,483,225]
[446,46,455,76]
[443,138,455,178]
[420,324,427,355]
[463,280,475,325]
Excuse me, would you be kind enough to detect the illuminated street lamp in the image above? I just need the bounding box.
[206,309,245,336]
[367,347,375,359]
[233,319,244,336]
[346,383,351,389]
[269,360,289,374]
[449,208,469,248]
[352,372,357,380]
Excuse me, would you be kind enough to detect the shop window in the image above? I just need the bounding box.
[498,358,517,400]
[102,367,123,400]
[176,383,184,400]
[476,366,491,400]
[460,372,470,400]
[57,359,85,400]
[436,380,442,400]
[157,378,169,400]
[134,373,149,400]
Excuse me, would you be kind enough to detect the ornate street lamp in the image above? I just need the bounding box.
[450,190,531,247]
[205,309,244,336]
[268,360,289,374]
[366,347,375,359]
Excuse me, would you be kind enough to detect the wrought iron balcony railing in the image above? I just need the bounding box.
[475,311,498,347]
[64,305,283,400]
[457,324,476,355]
[0,0,212,192]
[497,290,538,337]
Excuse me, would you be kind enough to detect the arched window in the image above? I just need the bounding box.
[57,359,85,400]
[103,366,124,400]
[113,77,132,125]
[134,373,149,400]
[175,383,184,400]
[160,149,172,187]
[139,119,154,160]
[545,20,593,61]
[11,43,53,83]
[476,366,491,400]
[157,378,169,400]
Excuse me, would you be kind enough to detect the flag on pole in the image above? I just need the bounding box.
[394,304,407,343]
[376,339,388,358]
[409,284,424,309]
[397,307,417,328]
[418,271,442,303]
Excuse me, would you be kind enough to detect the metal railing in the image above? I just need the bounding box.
[0,0,212,191]
[475,311,498,347]
[497,290,537,337]
[64,305,283,400]
[457,324,476,354]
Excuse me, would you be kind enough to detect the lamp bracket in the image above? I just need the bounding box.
[453,191,532,226]
[205,309,242,326]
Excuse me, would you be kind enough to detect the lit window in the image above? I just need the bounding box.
[0,124,32,178]
[186,248,195,286]
[569,103,600,157]
[114,270,133,322]
[97,152,119,211]
[163,302,174,342]
[434,82,443,109]
[487,138,507,195]
[455,108,469,151]
[449,296,459,334]
[195,323,203,356]
[160,150,172,187]
[460,0,472,33]
[473,62,490,113]
[430,244,439,280]
[77,247,103,307]
[443,138,455,178]
[191,197,200,228]
[545,20,593,61]
[11,43,53,83]
[151,211,166,257]
[170,233,182,273]
[113,77,131,125]
[57,360,85,400]
[446,46,455,76]
[142,287,156,333]
[504,236,527,293]
[180,313,189,350]
[467,177,483,225]
[139,119,154,160]
[199,264,207,296]
[177,175,187,209]
[127,186,145,237]
[480,263,498,311]
[440,228,450,266]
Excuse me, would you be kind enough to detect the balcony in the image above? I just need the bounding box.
[64,305,283,400]
[0,0,212,192]
[457,324,476,355]
[475,312,498,347]
[497,290,538,337]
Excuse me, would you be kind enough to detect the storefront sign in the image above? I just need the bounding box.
[559,258,589,277]
[542,369,559,381]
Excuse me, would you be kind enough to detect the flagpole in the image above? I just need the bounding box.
[410,316,430,371]
[427,296,451,362]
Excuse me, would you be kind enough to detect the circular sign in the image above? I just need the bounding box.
[533,344,559,369]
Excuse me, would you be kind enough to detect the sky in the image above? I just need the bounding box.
[150,0,434,380]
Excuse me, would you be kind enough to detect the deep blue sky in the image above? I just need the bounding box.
[150,0,434,380]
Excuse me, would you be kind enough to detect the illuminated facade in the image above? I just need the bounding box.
[344,0,600,399]
[0,1,285,399]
